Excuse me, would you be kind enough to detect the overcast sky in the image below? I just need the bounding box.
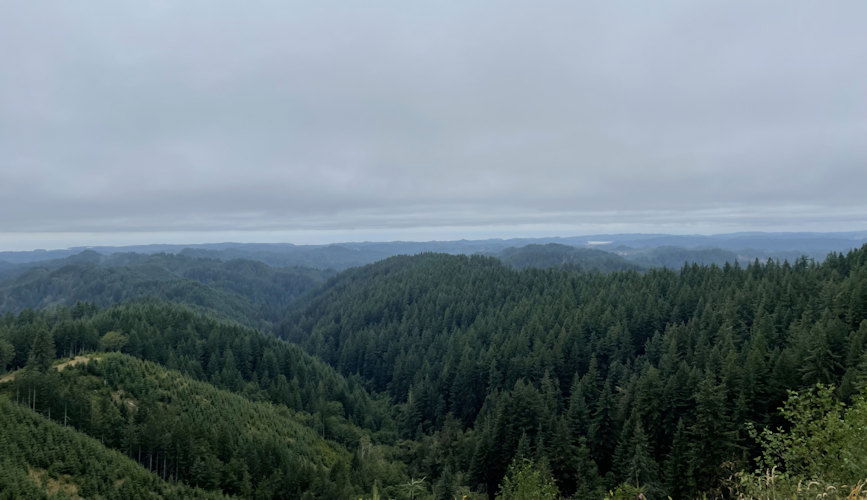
[1,1,866,250]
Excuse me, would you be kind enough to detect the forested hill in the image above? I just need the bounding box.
[280,247,867,497]
[1,353,401,498]
[497,243,641,272]
[0,301,412,498]
[2,246,867,497]
[0,252,329,329]
[0,396,222,498]
[1,302,396,435]
[614,245,740,268]
[3,231,865,270]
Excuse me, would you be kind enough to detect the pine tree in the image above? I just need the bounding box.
[663,419,689,499]
[589,379,616,474]
[615,417,659,493]
[27,327,55,372]
[0,338,13,373]
[687,375,738,491]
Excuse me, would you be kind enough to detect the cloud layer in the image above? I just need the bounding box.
[1,1,866,247]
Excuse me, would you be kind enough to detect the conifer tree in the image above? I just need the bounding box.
[27,327,55,372]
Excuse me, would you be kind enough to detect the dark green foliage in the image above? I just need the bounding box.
[0,396,220,499]
[281,246,867,497]
[0,336,13,373]
[0,304,412,498]
[613,418,658,494]
[1,353,407,499]
[26,326,55,372]
[0,252,329,329]
[3,242,867,498]
[1,302,396,444]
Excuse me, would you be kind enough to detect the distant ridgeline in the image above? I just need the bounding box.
[0,242,794,330]
[2,231,866,270]
[0,243,866,498]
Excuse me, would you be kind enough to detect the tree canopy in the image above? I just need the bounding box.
[2,244,867,498]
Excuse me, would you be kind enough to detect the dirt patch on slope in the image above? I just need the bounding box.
[55,355,96,371]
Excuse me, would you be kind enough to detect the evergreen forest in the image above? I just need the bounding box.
[1,243,867,498]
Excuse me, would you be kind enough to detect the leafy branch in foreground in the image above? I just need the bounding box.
[731,384,867,499]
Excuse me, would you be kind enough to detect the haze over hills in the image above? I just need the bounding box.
[0,251,330,329]
[1,231,865,270]
[2,232,864,328]
[497,244,642,272]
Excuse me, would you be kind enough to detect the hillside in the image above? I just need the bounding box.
[497,243,642,271]
[280,247,867,497]
[1,353,406,498]
[0,252,329,329]
[0,396,220,499]
[617,245,741,268]
[0,301,415,498]
[0,302,396,440]
[2,247,867,497]
[3,231,865,269]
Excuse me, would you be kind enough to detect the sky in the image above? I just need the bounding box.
[1,1,866,251]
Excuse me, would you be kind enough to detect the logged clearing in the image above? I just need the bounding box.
[1,355,98,384]
[56,355,97,371]
[28,467,82,499]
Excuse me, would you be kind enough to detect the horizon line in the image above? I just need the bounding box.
[2,229,867,254]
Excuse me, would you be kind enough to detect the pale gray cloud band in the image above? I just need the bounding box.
[1,1,866,247]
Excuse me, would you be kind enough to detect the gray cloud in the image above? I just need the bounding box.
[1,0,866,247]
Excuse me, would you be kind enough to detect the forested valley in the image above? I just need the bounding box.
[2,244,867,498]
[0,252,330,330]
